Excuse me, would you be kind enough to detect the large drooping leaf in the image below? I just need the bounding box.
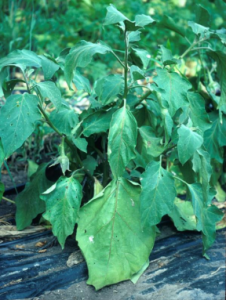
[187,92,211,132]
[36,81,62,108]
[207,50,226,113]
[177,125,203,165]
[195,4,210,26]
[154,68,191,116]
[169,198,197,231]
[76,178,156,290]
[41,176,82,248]
[39,55,60,80]
[159,15,186,37]
[16,164,53,230]
[139,126,165,157]
[186,183,223,256]
[108,104,137,178]
[65,41,112,87]
[204,113,226,163]
[94,75,123,105]
[140,160,176,227]
[49,104,79,135]
[0,49,41,71]
[82,109,116,137]
[0,93,41,157]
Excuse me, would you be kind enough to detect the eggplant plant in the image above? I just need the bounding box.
[0,4,225,290]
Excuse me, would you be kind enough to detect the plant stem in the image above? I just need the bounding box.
[180,38,209,59]
[2,196,16,204]
[38,106,95,182]
[123,31,129,99]
[38,104,62,136]
[135,90,153,106]
[90,144,105,161]
[112,52,126,69]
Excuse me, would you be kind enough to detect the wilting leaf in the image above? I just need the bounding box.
[140,160,176,227]
[76,178,156,290]
[108,104,137,178]
[41,176,82,248]
[177,125,203,165]
[16,164,52,230]
[0,93,40,157]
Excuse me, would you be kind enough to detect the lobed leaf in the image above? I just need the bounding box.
[41,176,82,248]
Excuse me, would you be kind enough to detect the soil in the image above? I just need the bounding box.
[0,171,225,300]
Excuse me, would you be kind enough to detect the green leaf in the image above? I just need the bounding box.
[94,178,103,197]
[49,104,79,135]
[139,126,165,157]
[0,93,41,157]
[0,68,8,97]
[204,113,226,163]
[140,160,176,227]
[130,65,145,81]
[186,183,223,255]
[160,45,178,66]
[36,81,62,108]
[130,48,151,69]
[154,68,191,116]
[95,75,123,105]
[41,176,82,249]
[159,15,185,37]
[169,198,197,231]
[215,182,226,202]
[104,4,129,26]
[39,55,59,80]
[82,155,98,175]
[27,160,39,178]
[82,109,115,137]
[0,139,5,166]
[192,148,212,203]
[207,50,226,113]
[195,4,210,27]
[134,14,155,27]
[128,31,141,43]
[0,50,41,71]
[187,92,211,132]
[16,164,53,230]
[73,71,91,94]
[211,28,226,45]
[108,104,137,178]
[72,137,88,153]
[0,181,5,200]
[65,41,112,87]
[177,125,203,165]
[188,21,209,37]
[76,178,156,290]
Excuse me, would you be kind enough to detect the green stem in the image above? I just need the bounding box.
[135,90,153,106]
[111,52,126,69]
[90,144,105,161]
[38,104,62,136]
[180,38,209,59]
[2,196,15,204]
[174,175,187,185]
